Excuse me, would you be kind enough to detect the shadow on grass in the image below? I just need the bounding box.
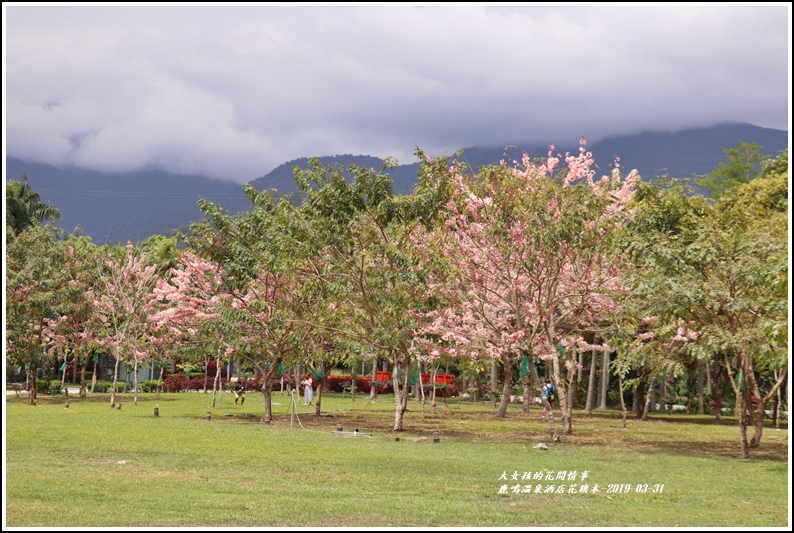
[11,393,787,463]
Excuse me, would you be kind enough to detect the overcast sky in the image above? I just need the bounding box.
[3,3,791,183]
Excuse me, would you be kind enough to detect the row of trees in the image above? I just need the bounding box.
[6,141,787,458]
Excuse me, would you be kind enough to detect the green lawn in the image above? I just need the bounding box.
[4,390,789,527]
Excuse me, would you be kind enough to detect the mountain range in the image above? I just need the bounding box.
[5,123,788,245]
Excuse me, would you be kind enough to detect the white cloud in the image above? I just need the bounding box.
[4,4,790,183]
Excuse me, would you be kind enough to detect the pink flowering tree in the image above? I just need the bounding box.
[149,251,231,405]
[413,138,638,436]
[92,242,160,407]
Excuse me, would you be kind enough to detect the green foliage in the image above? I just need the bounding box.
[139,234,182,275]
[92,381,129,393]
[49,380,64,396]
[5,174,62,239]
[695,141,768,198]
[36,379,51,395]
[140,380,161,393]
[613,148,788,452]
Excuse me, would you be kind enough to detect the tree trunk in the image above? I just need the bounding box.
[110,353,120,408]
[315,361,326,417]
[79,360,88,398]
[748,367,787,448]
[723,352,749,459]
[633,371,646,417]
[263,382,274,423]
[27,365,37,405]
[210,353,222,408]
[585,350,597,413]
[659,377,667,413]
[563,354,576,431]
[573,351,584,408]
[697,361,705,415]
[618,375,628,429]
[749,400,766,448]
[640,377,652,421]
[260,357,281,424]
[711,362,723,421]
[772,371,785,430]
[549,331,573,435]
[490,360,499,395]
[528,361,559,441]
[738,391,749,459]
[521,374,531,414]
[133,358,139,406]
[495,357,513,418]
[430,368,437,407]
[393,359,410,431]
[203,355,209,393]
[369,357,378,400]
[598,350,609,410]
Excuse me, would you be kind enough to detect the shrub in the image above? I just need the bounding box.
[327,377,351,393]
[163,373,189,392]
[422,382,454,398]
[355,378,372,394]
[92,381,127,393]
[141,380,160,393]
[49,380,64,395]
[245,375,264,392]
[370,380,393,394]
[186,377,205,392]
[36,379,51,395]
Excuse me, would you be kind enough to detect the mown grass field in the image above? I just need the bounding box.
[4,389,790,527]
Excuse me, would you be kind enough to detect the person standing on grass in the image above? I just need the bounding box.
[542,378,556,421]
[302,373,314,405]
[234,379,246,406]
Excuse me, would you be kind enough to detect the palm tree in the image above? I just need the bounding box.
[6,174,62,239]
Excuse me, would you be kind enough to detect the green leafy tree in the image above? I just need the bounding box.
[695,141,768,198]
[5,175,62,240]
[6,224,70,402]
[186,187,318,422]
[288,157,435,431]
[615,150,788,458]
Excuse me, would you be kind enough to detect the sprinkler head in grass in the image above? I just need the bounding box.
[337,423,343,432]
[153,407,159,417]
[433,431,440,444]
[117,403,122,410]
[205,411,211,421]
[64,401,69,409]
